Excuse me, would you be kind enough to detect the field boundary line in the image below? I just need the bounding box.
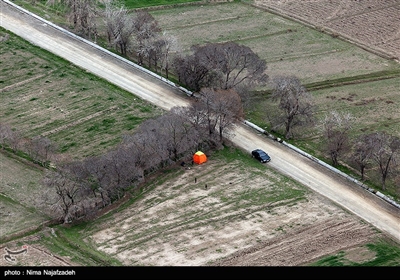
[163,15,243,30]
[248,2,399,62]
[40,105,118,137]
[0,71,55,93]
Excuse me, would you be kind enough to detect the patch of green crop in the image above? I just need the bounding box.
[310,239,400,266]
[123,0,202,9]
[37,226,122,266]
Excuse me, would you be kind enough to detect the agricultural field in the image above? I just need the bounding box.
[253,0,400,61]
[1,0,400,268]
[0,152,48,240]
[151,2,400,84]
[0,23,162,247]
[1,148,399,267]
[0,27,164,160]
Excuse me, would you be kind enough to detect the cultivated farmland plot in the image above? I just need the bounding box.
[0,28,164,160]
[0,25,163,244]
[85,154,382,266]
[0,150,390,266]
[253,0,400,61]
[0,152,49,240]
[151,2,399,84]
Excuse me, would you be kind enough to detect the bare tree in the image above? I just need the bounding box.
[0,123,13,150]
[158,108,200,162]
[176,101,210,150]
[196,88,244,144]
[352,134,374,181]
[210,88,244,142]
[270,75,315,139]
[132,10,161,65]
[42,158,104,223]
[366,132,400,190]
[103,145,134,199]
[134,118,171,169]
[8,129,21,153]
[62,0,98,40]
[27,136,58,166]
[42,167,83,223]
[81,155,112,207]
[197,88,219,143]
[173,42,267,93]
[172,54,213,92]
[104,2,134,56]
[321,111,353,167]
[121,133,153,180]
[149,32,178,78]
[194,42,268,90]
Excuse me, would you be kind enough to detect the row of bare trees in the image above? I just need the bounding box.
[322,112,400,191]
[263,76,399,191]
[46,0,99,40]
[46,0,175,75]
[103,1,176,78]
[56,0,284,140]
[41,88,244,223]
[54,1,269,89]
[0,123,58,166]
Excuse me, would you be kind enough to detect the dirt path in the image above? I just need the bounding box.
[0,0,399,265]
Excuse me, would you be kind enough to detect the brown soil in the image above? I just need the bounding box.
[253,0,400,61]
[87,159,381,266]
[210,218,376,266]
[0,231,79,266]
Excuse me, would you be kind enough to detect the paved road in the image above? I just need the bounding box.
[1,0,399,242]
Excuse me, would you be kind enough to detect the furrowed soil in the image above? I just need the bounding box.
[87,158,381,266]
[253,0,400,61]
[0,156,384,266]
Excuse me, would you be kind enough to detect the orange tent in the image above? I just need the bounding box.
[193,151,207,164]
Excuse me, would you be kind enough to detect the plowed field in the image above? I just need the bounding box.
[254,0,400,61]
[0,157,385,266]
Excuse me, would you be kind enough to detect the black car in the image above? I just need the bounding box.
[251,149,271,163]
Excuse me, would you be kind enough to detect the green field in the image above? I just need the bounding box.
[0,152,48,240]
[311,239,400,266]
[0,27,164,159]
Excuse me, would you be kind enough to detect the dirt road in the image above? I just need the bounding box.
[1,0,399,246]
